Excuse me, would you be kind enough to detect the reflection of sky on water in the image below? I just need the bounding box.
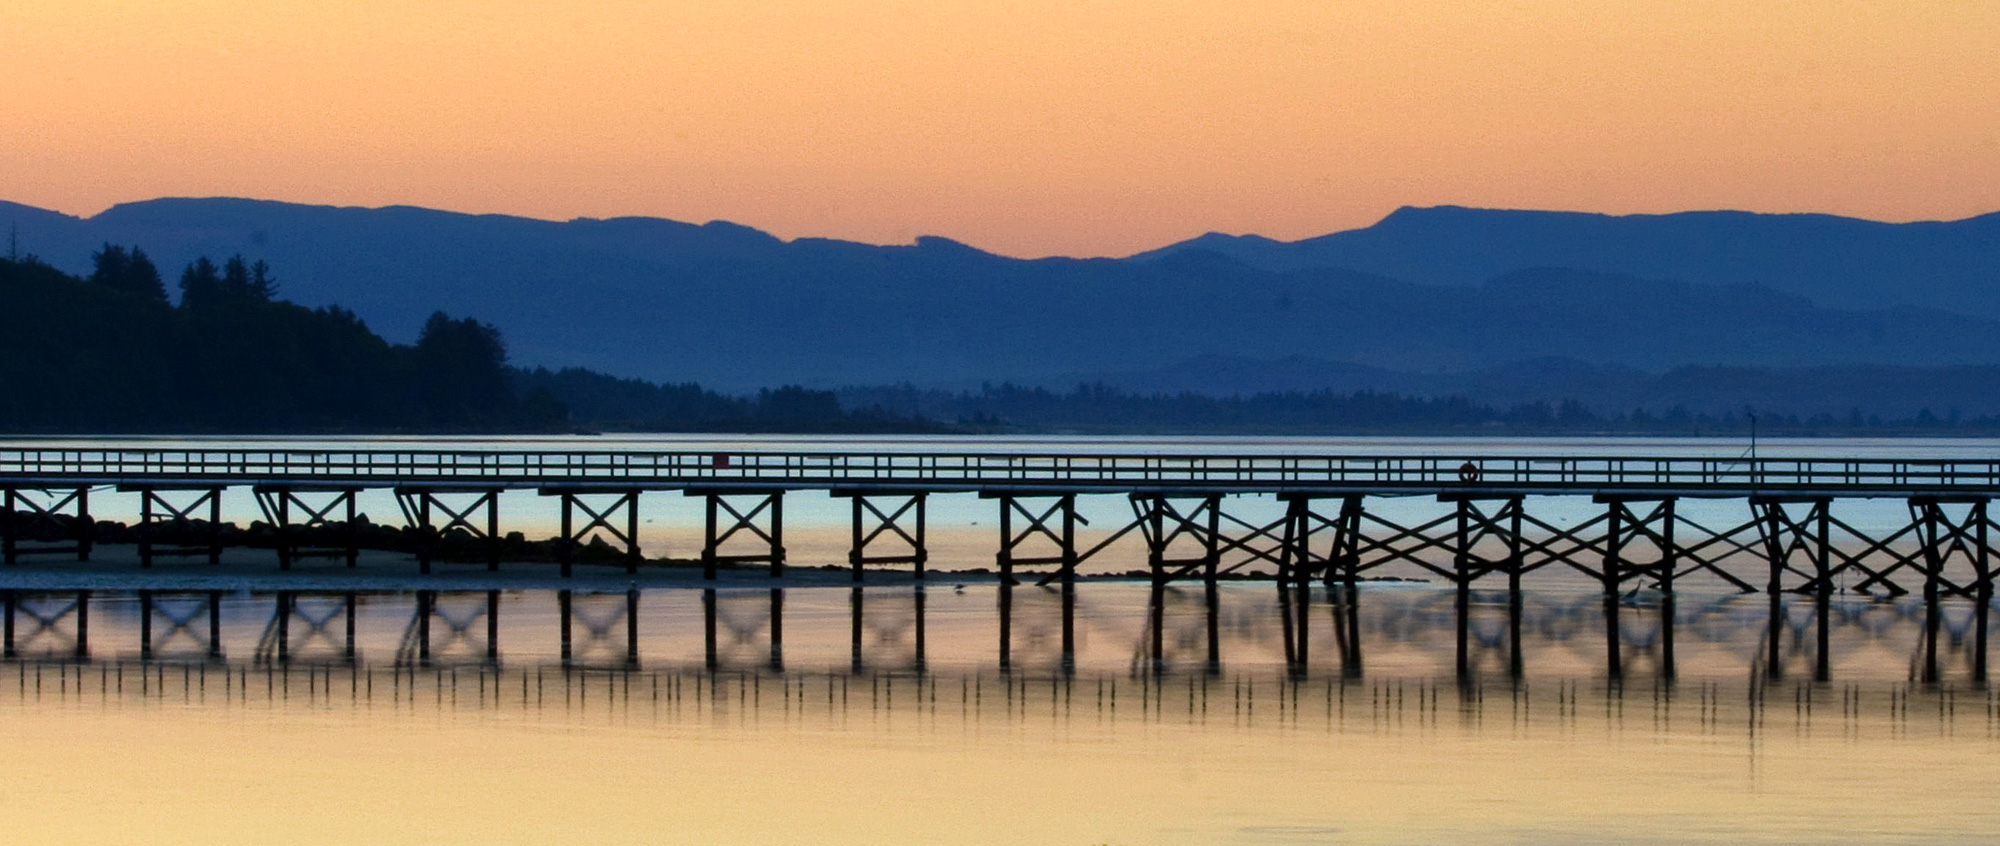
[1,583,1997,844]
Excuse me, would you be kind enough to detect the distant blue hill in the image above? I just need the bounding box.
[6,198,2000,395]
[1133,205,2000,318]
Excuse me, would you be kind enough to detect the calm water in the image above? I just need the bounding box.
[0,582,1995,845]
[5,435,2000,843]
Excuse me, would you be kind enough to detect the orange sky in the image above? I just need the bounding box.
[4,1,1997,257]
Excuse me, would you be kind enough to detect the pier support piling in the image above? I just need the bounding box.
[253,486,360,570]
[990,493,1078,586]
[1599,496,1678,594]
[1277,494,1362,588]
[1754,497,1833,595]
[395,488,501,573]
[124,485,223,567]
[1136,494,1221,585]
[1909,497,1993,600]
[2,486,93,565]
[689,490,785,579]
[542,489,643,577]
[1442,494,1525,589]
[834,490,927,581]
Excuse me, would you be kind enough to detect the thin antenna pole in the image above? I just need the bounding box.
[1749,412,1759,487]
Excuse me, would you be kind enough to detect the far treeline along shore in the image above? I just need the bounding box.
[3,244,1998,436]
[0,246,925,434]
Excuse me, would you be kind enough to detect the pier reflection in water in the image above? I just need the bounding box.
[2,582,1996,685]
[3,583,1999,845]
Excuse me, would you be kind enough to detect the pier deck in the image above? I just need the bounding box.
[4,447,1999,496]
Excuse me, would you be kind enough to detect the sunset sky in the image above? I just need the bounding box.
[5,1,1996,257]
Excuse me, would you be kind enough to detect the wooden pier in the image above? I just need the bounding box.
[4,446,2000,598]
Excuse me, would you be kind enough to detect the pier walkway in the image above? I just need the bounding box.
[4,446,2000,597]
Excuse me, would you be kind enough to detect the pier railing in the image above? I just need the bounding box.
[2,448,1998,495]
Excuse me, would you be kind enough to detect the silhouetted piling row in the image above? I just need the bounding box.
[6,449,2000,596]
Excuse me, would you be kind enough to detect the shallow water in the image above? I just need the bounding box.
[0,582,1994,844]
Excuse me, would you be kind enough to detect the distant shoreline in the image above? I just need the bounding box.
[0,543,1445,592]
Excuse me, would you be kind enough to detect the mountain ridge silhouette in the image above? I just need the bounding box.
[1133,204,2000,317]
[6,197,1998,396]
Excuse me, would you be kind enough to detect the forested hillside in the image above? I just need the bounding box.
[12,199,2000,393]
[0,249,560,431]
[9,241,1999,436]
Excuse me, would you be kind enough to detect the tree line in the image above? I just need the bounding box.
[0,246,560,431]
[0,245,926,434]
[511,367,941,433]
[835,382,2000,436]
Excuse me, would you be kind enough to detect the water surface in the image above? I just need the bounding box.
[0,581,1993,845]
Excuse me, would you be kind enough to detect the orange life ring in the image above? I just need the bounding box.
[1458,461,1481,484]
